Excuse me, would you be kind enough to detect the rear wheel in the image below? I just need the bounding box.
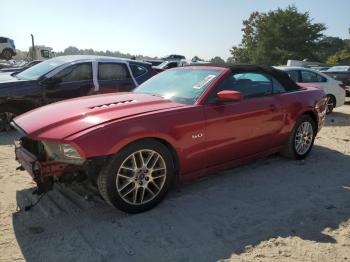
[0,105,20,132]
[1,49,13,60]
[326,95,335,114]
[97,139,175,213]
[282,115,316,160]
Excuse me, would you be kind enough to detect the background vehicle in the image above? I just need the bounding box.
[143,59,163,66]
[327,66,350,72]
[0,55,155,131]
[13,65,326,213]
[29,46,54,61]
[0,60,42,74]
[152,60,188,73]
[161,54,186,61]
[310,66,330,71]
[0,36,16,60]
[276,66,346,113]
[322,66,350,96]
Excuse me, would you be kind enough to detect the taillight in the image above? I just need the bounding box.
[339,83,347,90]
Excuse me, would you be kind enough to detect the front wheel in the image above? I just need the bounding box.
[97,139,175,213]
[1,49,13,60]
[282,115,316,160]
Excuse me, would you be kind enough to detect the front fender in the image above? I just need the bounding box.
[65,117,180,159]
[64,106,207,176]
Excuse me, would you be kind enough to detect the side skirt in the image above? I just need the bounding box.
[180,146,284,182]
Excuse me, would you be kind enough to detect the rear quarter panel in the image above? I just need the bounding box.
[279,87,326,134]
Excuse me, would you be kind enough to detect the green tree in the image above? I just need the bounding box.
[210,56,225,64]
[191,56,205,62]
[229,6,326,65]
[315,37,346,62]
[230,11,263,63]
[56,46,156,60]
[326,49,350,64]
[326,41,350,65]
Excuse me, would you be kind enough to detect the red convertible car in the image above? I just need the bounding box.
[12,65,327,213]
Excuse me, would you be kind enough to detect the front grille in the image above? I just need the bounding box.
[20,137,46,160]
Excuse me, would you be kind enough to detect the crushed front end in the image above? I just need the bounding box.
[13,129,107,195]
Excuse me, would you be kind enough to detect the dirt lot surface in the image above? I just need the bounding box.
[0,100,349,262]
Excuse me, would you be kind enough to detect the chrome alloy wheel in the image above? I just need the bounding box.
[116,150,167,205]
[294,122,314,155]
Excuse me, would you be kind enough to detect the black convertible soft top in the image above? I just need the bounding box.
[189,64,302,92]
[228,64,301,92]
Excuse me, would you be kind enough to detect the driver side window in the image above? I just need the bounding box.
[55,63,93,82]
[210,72,273,100]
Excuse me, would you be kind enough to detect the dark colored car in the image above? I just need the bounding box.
[0,55,156,131]
[0,60,42,74]
[322,66,350,96]
[143,59,163,66]
[13,65,326,213]
[161,54,186,61]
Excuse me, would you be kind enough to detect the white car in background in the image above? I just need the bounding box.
[276,66,346,114]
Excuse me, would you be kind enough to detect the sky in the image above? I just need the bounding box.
[1,0,349,60]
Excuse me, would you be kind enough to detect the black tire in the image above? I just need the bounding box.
[281,115,317,160]
[1,49,13,60]
[326,95,335,114]
[97,139,176,213]
[0,105,21,132]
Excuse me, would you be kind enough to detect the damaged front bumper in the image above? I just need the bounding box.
[14,136,108,194]
[15,141,69,193]
[15,144,68,179]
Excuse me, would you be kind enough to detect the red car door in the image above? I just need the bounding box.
[203,72,285,167]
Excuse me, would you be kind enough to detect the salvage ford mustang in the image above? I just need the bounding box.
[12,65,327,213]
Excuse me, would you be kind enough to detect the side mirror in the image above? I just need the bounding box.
[217,90,243,102]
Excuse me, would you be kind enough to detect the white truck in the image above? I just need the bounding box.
[28,45,54,61]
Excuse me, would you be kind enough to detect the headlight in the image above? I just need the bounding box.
[42,141,85,165]
[61,144,82,159]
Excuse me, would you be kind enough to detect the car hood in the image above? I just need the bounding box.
[0,73,18,81]
[0,73,32,84]
[0,67,21,73]
[0,75,37,97]
[13,92,186,140]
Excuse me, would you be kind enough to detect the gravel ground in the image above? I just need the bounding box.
[0,100,349,262]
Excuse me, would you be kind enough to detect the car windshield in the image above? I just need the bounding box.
[16,58,66,80]
[134,68,222,104]
[327,66,350,72]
